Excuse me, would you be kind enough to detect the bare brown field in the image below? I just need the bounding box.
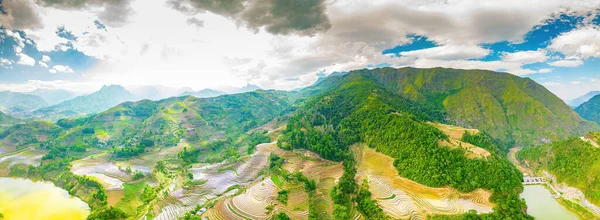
[354,144,494,220]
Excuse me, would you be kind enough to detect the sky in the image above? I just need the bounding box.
[0,0,599,100]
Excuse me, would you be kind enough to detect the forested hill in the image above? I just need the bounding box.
[280,72,529,219]
[303,67,597,148]
[576,94,600,125]
[517,133,600,207]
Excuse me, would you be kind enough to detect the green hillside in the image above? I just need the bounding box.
[304,67,596,149]
[0,121,62,150]
[576,94,600,125]
[43,90,292,159]
[517,134,600,206]
[281,72,529,219]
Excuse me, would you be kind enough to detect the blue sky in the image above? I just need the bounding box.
[0,0,598,100]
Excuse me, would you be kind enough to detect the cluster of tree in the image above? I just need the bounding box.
[112,138,154,158]
[277,190,289,204]
[132,170,145,180]
[246,130,271,154]
[462,131,504,154]
[355,180,386,219]
[330,157,358,219]
[279,78,531,219]
[141,185,158,203]
[273,212,291,220]
[269,153,285,170]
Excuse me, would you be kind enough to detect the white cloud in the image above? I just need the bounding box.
[543,82,563,87]
[50,65,75,73]
[548,59,584,67]
[2,0,597,91]
[38,61,48,68]
[537,68,552,73]
[16,53,35,66]
[502,50,547,63]
[549,26,600,60]
[0,80,98,94]
[0,58,14,67]
[399,45,490,60]
[42,55,51,62]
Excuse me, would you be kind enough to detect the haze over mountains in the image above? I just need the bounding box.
[568,91,600,108]
[576,94,600,125]
[0,84,264,121]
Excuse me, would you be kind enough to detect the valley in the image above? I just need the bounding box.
[0,67,599,220]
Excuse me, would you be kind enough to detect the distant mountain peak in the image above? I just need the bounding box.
[569,91,600,108]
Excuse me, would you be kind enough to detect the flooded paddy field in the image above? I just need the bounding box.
[0,177,90,220]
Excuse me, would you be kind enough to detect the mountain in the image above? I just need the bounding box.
[180,88,225,98]
[576,94,600,125]
[282,69,527,218]
[303,67,596,148]
[30,85,137,120]
[311,71,348,86]
[0,91,48,115]
[216,84,262,94]
[517,133,600,207]
[127,85,192,101]
[569,91,600,107]
[27,89,77,105]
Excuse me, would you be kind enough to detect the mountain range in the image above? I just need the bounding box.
[28,85,137,120]
[27,89,78,105]
[1,67,599,219]
[305,67,596,148]
[576,93,600,125]
[0,91,48,115]
[568,91,600,107]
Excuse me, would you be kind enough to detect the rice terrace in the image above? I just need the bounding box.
[1,1,600,219]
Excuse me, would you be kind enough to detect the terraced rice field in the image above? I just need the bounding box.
[275,149,343,219]
[153,142,277,219]
[0,148,44,168]
[200,144,343,220]
[71,159,130,190]
[354,144,494,219]
[429,122,491,159]
[209,178,279,219]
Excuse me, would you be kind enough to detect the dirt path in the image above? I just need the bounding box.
[508,147,533,176]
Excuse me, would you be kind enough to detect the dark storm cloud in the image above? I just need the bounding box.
[242,0,331,36]
[0,0,43,30]
[35,0,134,27]
[167,0,331,36]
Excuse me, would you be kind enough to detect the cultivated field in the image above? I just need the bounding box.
[429,122,491,158]
[354,144,494,219]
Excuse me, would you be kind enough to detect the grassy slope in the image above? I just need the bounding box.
[576,94,600,125]
[517,136,600,206]
[351,67,597,148]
